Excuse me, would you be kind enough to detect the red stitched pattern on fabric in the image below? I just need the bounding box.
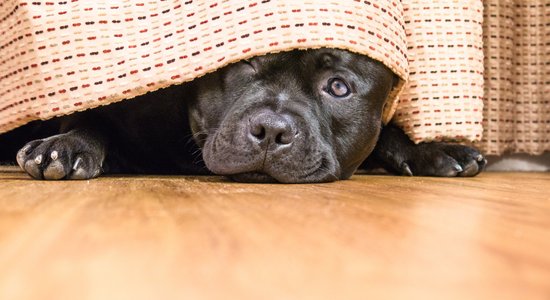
[392,0,484,143]
[0,0,411,133]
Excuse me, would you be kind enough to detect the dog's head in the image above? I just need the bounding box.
[189,49,397,183]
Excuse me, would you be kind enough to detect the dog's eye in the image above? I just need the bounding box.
[327,78,351,98]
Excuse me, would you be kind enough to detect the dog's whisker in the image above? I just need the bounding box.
[192,158,205,166]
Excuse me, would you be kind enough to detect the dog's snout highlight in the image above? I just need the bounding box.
[248,111,295,146]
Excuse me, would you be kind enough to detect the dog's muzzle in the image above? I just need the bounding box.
[202,108,339,183]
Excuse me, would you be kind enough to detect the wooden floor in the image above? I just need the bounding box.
[0,166,549,300]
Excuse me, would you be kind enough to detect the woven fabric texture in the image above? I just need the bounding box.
[0,0,408,134]
[392,0,485,144]
[481,1,550,155]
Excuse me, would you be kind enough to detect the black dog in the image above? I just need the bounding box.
[10,49,486,182]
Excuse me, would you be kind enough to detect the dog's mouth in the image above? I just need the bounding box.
[201,129,342,183]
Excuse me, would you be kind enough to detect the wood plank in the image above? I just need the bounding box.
[0,166,549,300]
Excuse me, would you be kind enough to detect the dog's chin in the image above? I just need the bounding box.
[229,169,339,184]
[230,172,279,183]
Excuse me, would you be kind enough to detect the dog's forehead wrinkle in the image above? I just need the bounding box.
[258,75,304,102]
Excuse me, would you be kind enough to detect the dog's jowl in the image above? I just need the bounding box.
[12,49,486,182]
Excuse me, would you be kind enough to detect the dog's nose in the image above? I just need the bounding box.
[249,111,295,146]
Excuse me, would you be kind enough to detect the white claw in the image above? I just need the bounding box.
[50,150,59,161]
[34,155,43,165]
[73,157,82,170]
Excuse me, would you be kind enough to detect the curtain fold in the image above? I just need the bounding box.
[393,0,485,144]
[1,0,548,157]
[481,0,550,155]
[0,0,408,134]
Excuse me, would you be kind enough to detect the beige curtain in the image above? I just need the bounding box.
[394,0,485,145]
[482,1,550,155]
[0,1,408,134]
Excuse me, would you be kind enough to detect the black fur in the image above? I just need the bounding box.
[3,49,486,182]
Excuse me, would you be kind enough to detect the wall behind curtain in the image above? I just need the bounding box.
[482,1,550,155]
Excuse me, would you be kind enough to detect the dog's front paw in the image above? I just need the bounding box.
[390,143,487,177]
[16,132,105,180]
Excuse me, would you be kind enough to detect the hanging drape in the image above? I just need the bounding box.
[481,0,550,155]
[0,0,548,157]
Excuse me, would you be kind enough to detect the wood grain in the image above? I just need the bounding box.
[0,166,549,300]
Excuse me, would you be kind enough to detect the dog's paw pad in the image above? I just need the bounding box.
[16,141,41,169]
[71,167,88,180]
[43,159,66,180]
[23,158,43,179]
[17,134,104,180]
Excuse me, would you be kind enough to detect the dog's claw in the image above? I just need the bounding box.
[476,154,484,162]
[34,155,43,165]
[50,150,58,160]
[454,164,463,173]
[400,162,413,176]
[21,144,31,153]
[479,158,488,170]
[72,157,82,171]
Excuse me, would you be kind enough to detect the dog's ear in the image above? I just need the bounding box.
[392,73,401,89]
